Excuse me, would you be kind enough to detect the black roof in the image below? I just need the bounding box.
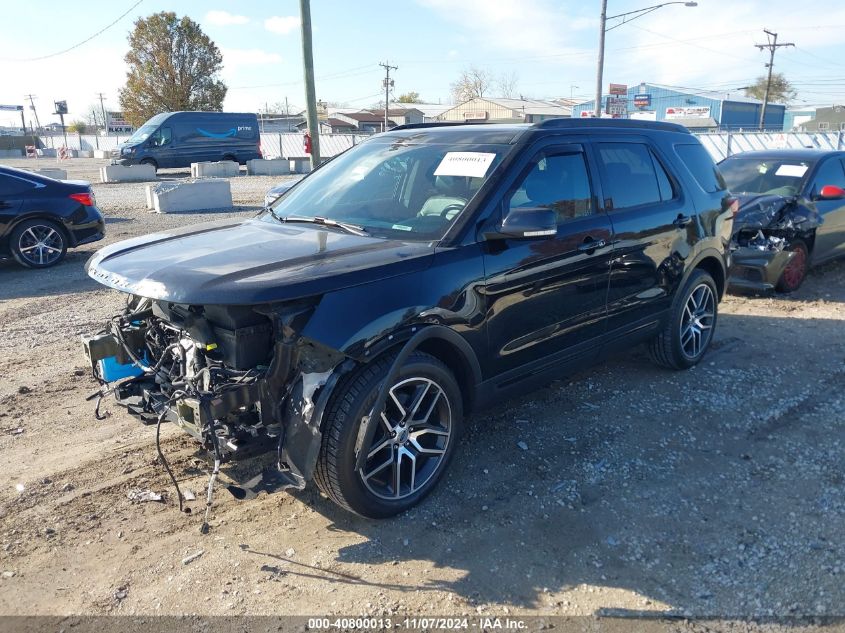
[381,118,691,145]
[723,149,845,161]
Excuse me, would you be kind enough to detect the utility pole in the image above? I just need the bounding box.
[594,0,608,118]
[96,92,110,136]
[25,94,41,135]
[92,109,100,149]
[755,29,793,130]
[379,61,397,131]
[299,0,320,168]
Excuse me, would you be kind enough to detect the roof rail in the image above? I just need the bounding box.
[533,118,689,133]
[388,121,495,131]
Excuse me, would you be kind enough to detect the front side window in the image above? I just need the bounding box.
[507,152,593,223]
[149,127,172,147]
[268,139,508,240]
[810,158,845,194]
[597,143,674,210]
[719,157,814,196]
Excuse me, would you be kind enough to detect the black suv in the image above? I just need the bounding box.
[83,120,733,518]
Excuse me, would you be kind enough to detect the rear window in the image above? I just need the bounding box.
[675,143,726,193]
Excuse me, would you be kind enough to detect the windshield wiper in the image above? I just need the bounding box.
[274,214,369,236]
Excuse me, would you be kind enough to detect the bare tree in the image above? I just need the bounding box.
[496,71,520,99]
[450,66,493,103]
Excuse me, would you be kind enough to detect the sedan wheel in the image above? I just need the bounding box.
[11,220,67,268]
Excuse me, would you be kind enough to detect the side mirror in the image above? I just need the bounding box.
[488,206,557,240]
[818,185,845,200]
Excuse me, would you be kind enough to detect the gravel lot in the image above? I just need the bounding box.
[1,157,844,625]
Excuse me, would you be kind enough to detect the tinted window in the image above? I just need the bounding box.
[675,143,726,193]
[0,174,37,197]
[810,157,845,193]
[597,143,672,209]
[507,152,593,222]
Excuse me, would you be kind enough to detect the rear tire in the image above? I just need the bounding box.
[775,239,808,293]
[649,269,718,370]
[314,352,462,518]
[10,219,67,269]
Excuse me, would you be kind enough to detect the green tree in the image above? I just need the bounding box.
[744,73,796,104]
[119,12,227,127]
[68,121,88,134]
[397,91,422,103]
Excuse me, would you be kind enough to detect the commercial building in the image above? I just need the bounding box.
[572,83,786,131]
[439,97,572,123]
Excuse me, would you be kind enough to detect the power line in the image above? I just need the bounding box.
[1,0,143,62]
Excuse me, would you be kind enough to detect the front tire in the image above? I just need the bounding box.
[649,269,718,370]
[10,219,67,268]
[775,239,808,293]
[314,352,462,518]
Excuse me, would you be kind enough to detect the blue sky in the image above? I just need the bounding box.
[2,0,845,127]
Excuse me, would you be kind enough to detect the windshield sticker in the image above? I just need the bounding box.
[391,224,413,231]
[434,152,496,179]
[775,164,808,178]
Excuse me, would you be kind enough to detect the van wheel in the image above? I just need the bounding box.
[649,269,718,370]
[314,352,462,518]
[140,158,157,171]
[222,154,238,164]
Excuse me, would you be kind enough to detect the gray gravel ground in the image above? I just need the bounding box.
[0,157,844,628]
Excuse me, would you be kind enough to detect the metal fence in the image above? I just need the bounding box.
[37,132,364,158]
[36,130,845,162]
[695,131,845,162]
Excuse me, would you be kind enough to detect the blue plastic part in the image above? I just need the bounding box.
[98,355,146,382]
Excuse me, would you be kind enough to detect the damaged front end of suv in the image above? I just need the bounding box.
[83,291,349,492]
[729,194,819,292]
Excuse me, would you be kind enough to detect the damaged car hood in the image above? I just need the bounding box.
[732,193,818,233]
[86,216,435,304]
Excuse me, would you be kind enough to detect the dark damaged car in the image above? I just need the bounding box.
[82,120,733,519]
[721,150,845,292]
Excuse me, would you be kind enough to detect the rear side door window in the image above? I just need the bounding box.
[0,174,37,198]
[596,142,675,210]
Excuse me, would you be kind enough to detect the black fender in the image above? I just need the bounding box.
[276,324,482,487]
[683,244,728,299]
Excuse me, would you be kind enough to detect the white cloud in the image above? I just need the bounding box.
[205,10,249,26]
[222,48,283,71]
[417,0,593,63]
[264,16,301,35]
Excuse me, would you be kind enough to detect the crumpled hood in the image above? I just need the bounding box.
[86,216,435,305]
[732,193,818,234]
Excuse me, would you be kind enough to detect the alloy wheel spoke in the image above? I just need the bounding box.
[363,455,393,481]
[406,381,432,423]
[409,437,445,455]
[367,436,392,459]
[392,449,403,497]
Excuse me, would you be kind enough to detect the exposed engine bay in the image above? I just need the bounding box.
[729,194,820,290]
[82,295,352,526]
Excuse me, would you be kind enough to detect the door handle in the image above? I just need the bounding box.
[673,214,693,227]
[578,238,607,252]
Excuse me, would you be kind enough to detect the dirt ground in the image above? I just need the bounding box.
[1,157,844,621]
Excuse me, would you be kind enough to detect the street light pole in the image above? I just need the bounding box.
[594,1,697,118]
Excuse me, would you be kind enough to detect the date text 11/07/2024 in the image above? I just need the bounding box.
[307,617,528,630]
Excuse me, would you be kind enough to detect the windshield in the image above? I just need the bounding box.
[126,124,158,145]
[719,156,814,196]
[267,139,508,240]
